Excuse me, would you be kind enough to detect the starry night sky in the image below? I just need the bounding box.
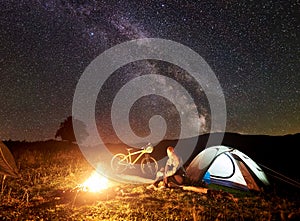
[1,0,299,142]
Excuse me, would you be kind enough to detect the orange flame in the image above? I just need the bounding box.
[80,171,109,192]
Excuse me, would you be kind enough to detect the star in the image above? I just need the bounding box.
[0,0,299,141]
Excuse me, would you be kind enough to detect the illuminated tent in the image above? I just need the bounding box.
[186,146,270,191]
[0,141,19,177]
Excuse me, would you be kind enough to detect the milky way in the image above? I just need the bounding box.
[1,0,299,141]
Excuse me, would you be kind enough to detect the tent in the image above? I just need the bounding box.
[0,141,19,177]
[186,145,270,191]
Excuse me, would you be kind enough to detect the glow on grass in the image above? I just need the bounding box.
[81,171,109,192]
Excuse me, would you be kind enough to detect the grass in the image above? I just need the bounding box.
[0,140,299,220]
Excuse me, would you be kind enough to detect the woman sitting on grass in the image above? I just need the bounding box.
[147,146,188,189]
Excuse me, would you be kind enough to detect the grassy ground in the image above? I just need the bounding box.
[1,141,299,220]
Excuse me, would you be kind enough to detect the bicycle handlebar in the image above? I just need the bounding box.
[140,143,154,153]
[140,142,153,149]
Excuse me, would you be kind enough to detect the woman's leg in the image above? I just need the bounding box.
[164,175,183,187]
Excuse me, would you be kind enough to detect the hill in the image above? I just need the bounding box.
[4,132,300,189]
[1,135,300,220]
[149,132,300,192]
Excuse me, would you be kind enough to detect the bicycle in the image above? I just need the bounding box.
[111,143,158,176]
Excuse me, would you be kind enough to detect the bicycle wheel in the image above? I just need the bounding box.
[111,153,128,174]
[141,156,158,176]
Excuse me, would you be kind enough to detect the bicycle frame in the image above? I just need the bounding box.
[125,149,149,165]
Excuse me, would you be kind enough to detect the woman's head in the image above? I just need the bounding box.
[167,146,175,157]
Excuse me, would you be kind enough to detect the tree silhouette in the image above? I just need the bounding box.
[55,116,88,143]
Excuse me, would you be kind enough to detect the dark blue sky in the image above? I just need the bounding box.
[1,0,299,141]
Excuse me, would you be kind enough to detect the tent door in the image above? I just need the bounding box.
[236,160,260,191]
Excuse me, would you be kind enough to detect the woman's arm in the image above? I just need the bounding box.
[164,158,177,177]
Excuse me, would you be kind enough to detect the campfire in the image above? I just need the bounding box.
[78,171,110,193]
[55,171,116,206]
